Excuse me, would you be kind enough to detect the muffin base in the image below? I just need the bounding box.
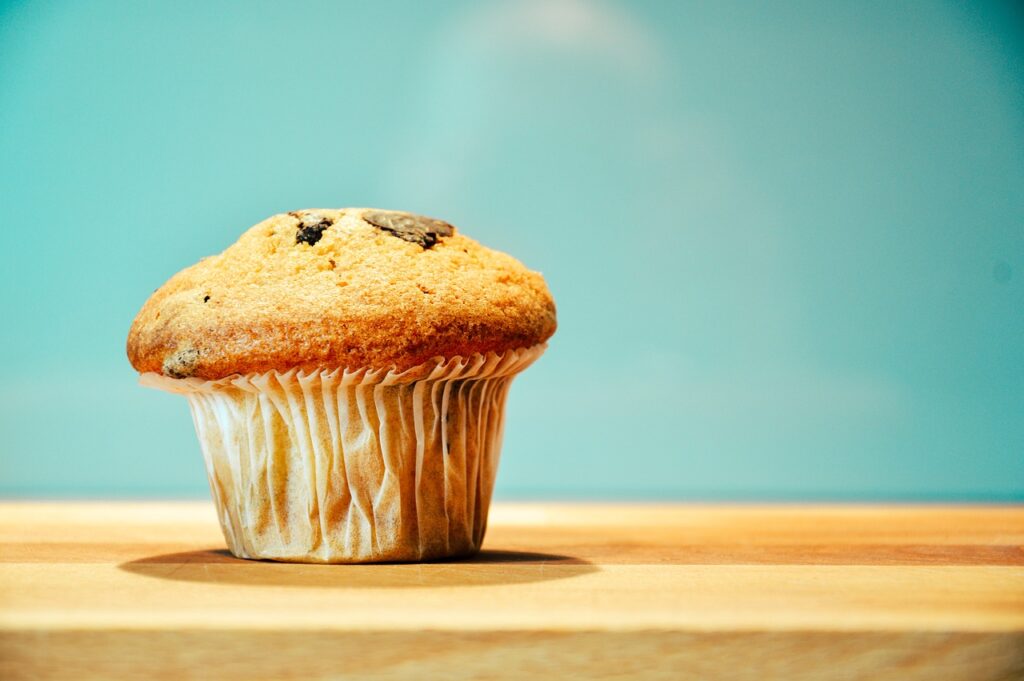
[140,345,543,563]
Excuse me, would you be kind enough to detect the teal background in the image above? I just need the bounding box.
[1,1,1022,500]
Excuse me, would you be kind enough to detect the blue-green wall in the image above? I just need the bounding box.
[1,1,1022,499]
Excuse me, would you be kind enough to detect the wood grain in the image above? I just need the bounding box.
[1,502,1022,680]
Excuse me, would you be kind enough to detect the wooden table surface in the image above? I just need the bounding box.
[1,502,1022,680]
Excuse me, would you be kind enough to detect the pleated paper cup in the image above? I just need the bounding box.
[140,345,544,563]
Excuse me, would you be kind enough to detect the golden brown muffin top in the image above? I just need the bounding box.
[127,209,556,379]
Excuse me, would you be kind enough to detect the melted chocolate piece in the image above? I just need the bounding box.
[292,212,334,246]
[363,210,453,249]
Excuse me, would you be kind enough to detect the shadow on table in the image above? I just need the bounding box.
[118,548,597,588]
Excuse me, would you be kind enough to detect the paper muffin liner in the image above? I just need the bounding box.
[139,344,545,563]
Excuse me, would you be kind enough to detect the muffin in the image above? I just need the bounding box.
[127,208,556,563]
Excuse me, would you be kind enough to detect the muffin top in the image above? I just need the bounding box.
[127,208,556,379]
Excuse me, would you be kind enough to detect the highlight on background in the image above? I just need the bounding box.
[0,0,1021,500]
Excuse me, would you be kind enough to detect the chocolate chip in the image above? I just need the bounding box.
[362,210,454,249]
[162,347,200,379]
[291,212,334,246]
[203,295,210,303]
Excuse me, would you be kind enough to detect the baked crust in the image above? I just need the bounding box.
[127,209,556,379]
